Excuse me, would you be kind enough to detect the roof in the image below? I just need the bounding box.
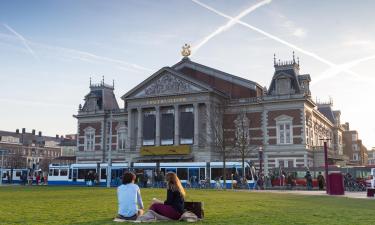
[317,105,336,124]
[172,57,260,90]
[121,66,228,100]
[0,130,62,146]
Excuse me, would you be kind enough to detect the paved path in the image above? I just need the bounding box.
[257,189,373,199]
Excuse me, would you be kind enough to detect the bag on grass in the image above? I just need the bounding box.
[184,201,204,219]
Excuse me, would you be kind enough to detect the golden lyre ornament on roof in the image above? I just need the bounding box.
[181,43,191,57]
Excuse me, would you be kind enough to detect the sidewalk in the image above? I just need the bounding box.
[258,189,373,199]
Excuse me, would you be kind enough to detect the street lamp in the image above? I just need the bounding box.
[320,138,331,194]
[258,146,263,176]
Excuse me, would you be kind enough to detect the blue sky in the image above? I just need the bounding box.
[0,0,374,148]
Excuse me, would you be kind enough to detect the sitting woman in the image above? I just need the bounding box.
[149,172,185,220]
[117,172,144,220]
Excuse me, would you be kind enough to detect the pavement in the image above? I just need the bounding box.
[255,189,374,199]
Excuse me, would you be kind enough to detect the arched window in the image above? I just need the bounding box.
[84,127,95,151]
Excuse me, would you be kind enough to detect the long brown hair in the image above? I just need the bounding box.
[166,172,186,198]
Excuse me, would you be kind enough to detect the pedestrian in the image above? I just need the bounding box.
[6,172,11,184]
[28,173,33,185]
[36,173,40,185]
[305,171,313,190]
[317,172,325,190]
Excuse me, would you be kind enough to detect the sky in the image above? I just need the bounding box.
[0,0,374,148]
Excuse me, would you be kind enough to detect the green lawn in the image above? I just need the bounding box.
[0,186,374,225]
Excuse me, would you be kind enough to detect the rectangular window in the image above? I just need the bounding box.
[180,107,194,145]
[60,169,68,176]
[278,123,292,144]
[53,169,59,176]
[177,168,188,180]
[143,110,156,146]
[161,109,174,145]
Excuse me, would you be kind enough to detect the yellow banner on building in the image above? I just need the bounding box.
[140,145,191,156]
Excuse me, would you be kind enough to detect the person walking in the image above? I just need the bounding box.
[317,172,325,190]
[305,171,313,190]
[148,172,185,220]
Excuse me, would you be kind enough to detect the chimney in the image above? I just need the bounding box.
[32,129,36,135]
[38,131,42,137]
[16,129,19,134]
[22,128,26,134]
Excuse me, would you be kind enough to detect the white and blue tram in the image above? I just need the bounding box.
[47,161,256,188]
[0,168,28,184]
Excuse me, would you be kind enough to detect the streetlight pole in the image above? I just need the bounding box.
[320,138,331,194]
[258,146,263,176]
[107,111,113,188]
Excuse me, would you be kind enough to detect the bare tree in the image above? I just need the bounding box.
[233,111,251,177]
[207,103,232,188]
[39,158,52,172]
[6,150,26,169]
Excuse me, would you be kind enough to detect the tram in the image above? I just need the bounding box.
[0,168,28,184]
[47,161,256,188]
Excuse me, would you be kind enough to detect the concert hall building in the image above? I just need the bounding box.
[74,51,347,173]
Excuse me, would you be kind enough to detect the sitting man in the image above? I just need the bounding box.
[117,172,144,221]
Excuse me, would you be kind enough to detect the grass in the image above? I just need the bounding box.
[0,186,374,225]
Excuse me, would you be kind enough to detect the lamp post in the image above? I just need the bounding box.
[320,138,331,194]
[107,110,113,188]
[258,146,263,176]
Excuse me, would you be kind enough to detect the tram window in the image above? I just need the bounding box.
[68,169,72,179]
[78,169,92,179]
[160,168,166,175]
[53,169,59,176]
[60,169,68,176]
[177,168,188,180]
[166,168,176,173]
[200,168,205,180]
[101,168,107,180]
[16,171,21,177]
[211,168,222,180]
[49,169,53,176]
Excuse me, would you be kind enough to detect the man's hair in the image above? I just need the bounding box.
[122,172,136,185]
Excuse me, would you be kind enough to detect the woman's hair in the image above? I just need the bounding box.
[122,172,136,185]
[166,172,185,198]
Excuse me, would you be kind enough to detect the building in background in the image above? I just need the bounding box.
[0,129,62,170]
[342,122,368,166]
[74,48,361,174]
[368,147,375,165]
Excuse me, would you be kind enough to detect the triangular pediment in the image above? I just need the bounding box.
[122,67,211,99]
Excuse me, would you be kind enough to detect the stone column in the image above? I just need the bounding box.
[206,102,211,146]
[155,106,160,146]
[174,105,179,146]
[137,107,142,147]
[127,108,132,148]
[194,103,199,146]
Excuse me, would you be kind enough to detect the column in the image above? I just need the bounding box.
[127,108,132,148]
[174,105,179,146]
[206,102,211,145]
[194,103,199,146]
[137,107,142,147]
[155,106,160,146]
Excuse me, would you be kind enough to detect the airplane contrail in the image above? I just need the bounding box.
[312,54,375,85]
[191,0,359,79]
[192,0,272,56]
[3,23,39,60]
